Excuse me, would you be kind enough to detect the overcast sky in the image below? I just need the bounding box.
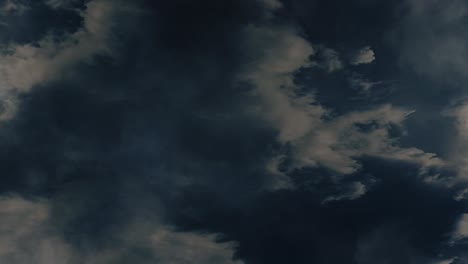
[0,0,468,263]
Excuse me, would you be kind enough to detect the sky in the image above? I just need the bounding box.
[0,0,468,263]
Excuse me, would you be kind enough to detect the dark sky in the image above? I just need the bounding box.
[0,0,467,263]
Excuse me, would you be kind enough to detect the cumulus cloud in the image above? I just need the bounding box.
[350,46,375,65]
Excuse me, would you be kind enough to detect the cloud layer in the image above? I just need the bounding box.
[0,0,467,263]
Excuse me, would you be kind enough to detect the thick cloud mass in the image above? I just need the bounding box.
[0,0,467,263]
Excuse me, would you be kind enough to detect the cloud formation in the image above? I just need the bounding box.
[238,3,442,188]
[0,195,76,264]
[0,0,117,92]
[350,46,376,65]
[0,0,466,263]
[0,194,241,264]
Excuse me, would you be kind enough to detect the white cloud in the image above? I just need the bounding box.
[350,46,375,65]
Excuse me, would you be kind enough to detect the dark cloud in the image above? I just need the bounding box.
[171,158,464,264]
[0,0,466,263]
[0,0,84,44]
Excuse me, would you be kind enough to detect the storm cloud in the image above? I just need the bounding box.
[0,0,467,263]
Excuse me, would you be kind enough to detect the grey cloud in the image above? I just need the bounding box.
[394,0,468,81]
[0,0,133,121]
[0,195,241,264]
[267,99,443,178]
[349,77,382,93]
[443,103,468,178]
[312,47,343,72]
[391,0,468,184]
[150,229,241,264]
[257,0,282,12]
[0,0,28,14]
[350,46,375,65]
[237,5,444,194]
[452,214,468,241]
[0,0,115,91]
[239,23,319,144]
[45,0,80,9]
[354,226,430,264]
[322,181,366,203]
[0,0,465,263]
[0,195,77,264]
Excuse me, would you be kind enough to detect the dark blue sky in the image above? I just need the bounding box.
[0,0,467,263]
